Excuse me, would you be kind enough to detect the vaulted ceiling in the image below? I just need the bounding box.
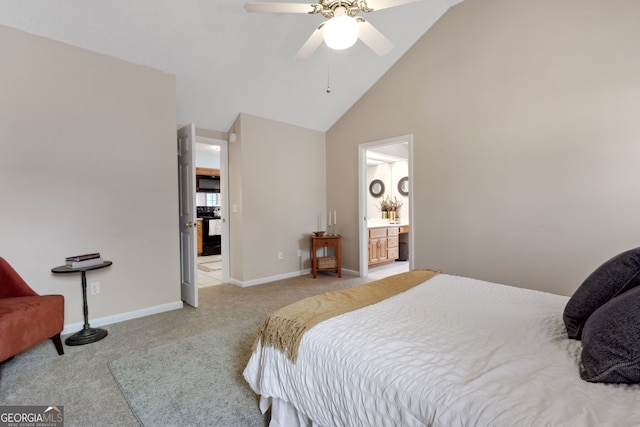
[0,0,461,132]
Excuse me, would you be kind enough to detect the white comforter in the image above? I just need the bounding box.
[243,274,640,426]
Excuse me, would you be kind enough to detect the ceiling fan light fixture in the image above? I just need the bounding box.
[323,13,358,50]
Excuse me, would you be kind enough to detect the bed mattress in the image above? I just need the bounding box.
[244,274,640,426]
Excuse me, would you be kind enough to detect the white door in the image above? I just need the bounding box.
[178,123,198,307]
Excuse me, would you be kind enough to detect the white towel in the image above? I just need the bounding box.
[208,219,222,236]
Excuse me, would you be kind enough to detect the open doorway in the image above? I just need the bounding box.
[195,136,229,287]
[358,135,413,278]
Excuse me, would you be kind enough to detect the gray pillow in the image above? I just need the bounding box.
[580,286,640,384]
[563,247,640,339]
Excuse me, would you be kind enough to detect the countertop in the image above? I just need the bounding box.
[367,218,409,228]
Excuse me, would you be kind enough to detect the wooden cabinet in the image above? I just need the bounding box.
[197,219,203,256]
[368,228,388,265]
[195,167,220,177]
[387,227,399,261]
[368,226,402,267]
[311,235,342,278]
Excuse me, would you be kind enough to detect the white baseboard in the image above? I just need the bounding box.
[228,267,359,288]
[61,268,361,334]
[341,267,359,277]
[62,300,184,336]
[233,269,311,287]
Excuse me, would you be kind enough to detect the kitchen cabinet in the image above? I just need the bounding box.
[197,219,203,256]
[368,226,402,267]
[196,167,219,177]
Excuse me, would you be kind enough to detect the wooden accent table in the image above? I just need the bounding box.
[311,235,342,278]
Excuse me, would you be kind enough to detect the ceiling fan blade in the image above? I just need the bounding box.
[244,2,320,14]
[358,20,394,56]
[295,25,325,59]
[361,0,419,12]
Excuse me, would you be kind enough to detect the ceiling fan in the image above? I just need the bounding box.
[244,0,420,59]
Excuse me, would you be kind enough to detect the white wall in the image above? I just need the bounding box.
[326,0,640,296]
[0,25,181,326]
[366,161,409,221]
[195,143,221,169]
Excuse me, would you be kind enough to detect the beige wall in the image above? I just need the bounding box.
[228,113,326,284]
[326,0,640,296]
[0,25,181,326]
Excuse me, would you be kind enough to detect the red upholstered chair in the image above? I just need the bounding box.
[0,257,64,362]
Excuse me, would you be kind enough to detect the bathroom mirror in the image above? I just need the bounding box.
[369,179,385,198]
[398,176,409,196]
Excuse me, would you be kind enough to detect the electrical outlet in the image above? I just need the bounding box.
[298,249,302,257]
[278,251,283,260]
[90,282,100,295]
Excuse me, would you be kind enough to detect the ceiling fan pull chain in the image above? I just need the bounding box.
[326,47,332,94]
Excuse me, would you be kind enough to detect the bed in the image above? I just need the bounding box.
[243,265,640,426]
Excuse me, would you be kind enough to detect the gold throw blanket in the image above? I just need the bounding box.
[254,269,440,362]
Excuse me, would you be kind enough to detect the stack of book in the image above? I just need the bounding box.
[65,252,103,268]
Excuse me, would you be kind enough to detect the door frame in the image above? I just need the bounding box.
[219,138,230,283]
[195,136,230,283]
[358,134,414,277]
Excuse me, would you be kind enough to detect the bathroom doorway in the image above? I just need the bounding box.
[358,134,414,278]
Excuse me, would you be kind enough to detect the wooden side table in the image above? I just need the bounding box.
[311,235,342,278]
[51,261,112,346]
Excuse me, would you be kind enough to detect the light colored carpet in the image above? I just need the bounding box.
[109,319,263,426]
[0,273,369,426]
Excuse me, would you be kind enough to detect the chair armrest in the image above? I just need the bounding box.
[0,257,39,298]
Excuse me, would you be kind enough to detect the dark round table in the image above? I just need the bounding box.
[52,261,112,346]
